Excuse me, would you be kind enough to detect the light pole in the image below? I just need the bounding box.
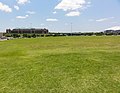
[71,23,72,36]
[30,23,32,34]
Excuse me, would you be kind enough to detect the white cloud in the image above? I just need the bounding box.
[53,11,57,14]
[46,18,58,22]
[14,5,19,10]
[96,17,114,22]
[55,0,90,16]
[105,26,120,30]
[17,0,30,4]
[55,0,86,11]
[0,2,12,13]
[16,15,29,19]
[66,11,80,16]
[27,11,36,14]
[87,2,91,4]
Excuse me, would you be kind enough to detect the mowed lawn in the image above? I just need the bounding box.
[0,36,120,93]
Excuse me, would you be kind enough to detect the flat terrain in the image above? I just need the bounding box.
[0,36,120,93]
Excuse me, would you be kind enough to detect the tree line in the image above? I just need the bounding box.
[4,31,120,38]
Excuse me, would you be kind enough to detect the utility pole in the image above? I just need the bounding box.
[30,23,32,34]
[71,23,72,36]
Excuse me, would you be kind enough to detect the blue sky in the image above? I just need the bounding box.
[0,0,120,32]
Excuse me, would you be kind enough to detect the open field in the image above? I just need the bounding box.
[0,36,120,93]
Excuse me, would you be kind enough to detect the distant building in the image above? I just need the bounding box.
[104,30,120,35]
[6,28,49,34]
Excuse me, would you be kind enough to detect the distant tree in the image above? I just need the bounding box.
[12,34,20,38]
[27,34,32,38]
[40,34,44,37]
[23,34,28,38]
[36,34,40,37]
[31,34,36,38]
[95,32,104,36]
[5,34,12,37]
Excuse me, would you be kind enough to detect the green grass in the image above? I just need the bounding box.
[0,36,120,93]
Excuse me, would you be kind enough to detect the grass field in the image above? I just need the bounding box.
[0,36,120,93]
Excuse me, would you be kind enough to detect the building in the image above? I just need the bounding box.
[6,28,49,34]
[104,30,120,35]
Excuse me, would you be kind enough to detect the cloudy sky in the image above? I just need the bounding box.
[0,0,120,32]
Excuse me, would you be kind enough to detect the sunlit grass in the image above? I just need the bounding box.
[0,36,120,93]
